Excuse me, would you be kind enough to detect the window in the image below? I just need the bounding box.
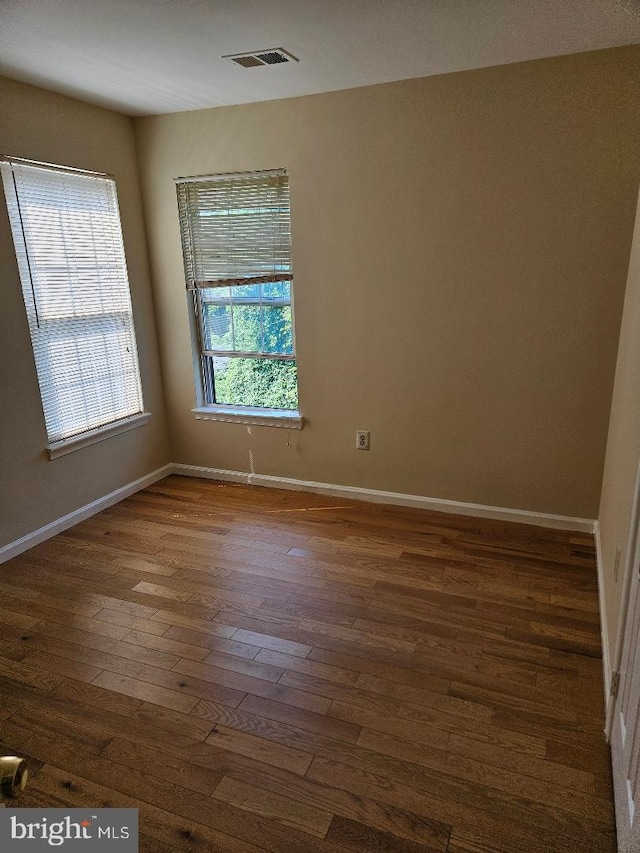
[1,158,146,455]
[176,169,301,426]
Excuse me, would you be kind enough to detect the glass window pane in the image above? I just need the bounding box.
[213,357,298,409]
[202,303,232,350]
[232,304,261,351]
[231,283,260,300]
[262,305,293,354]
[261,281,290,301]
[203,285,231,302]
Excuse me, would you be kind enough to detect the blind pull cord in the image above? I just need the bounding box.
[10,169,40,329]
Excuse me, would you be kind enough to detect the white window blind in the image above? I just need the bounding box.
[176,169,292,289]
[1,159,144,444]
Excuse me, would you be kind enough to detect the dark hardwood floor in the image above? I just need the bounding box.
[0,476,616,851]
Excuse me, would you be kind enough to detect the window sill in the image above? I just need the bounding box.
[47,412,152,459]
[192,406,303,429]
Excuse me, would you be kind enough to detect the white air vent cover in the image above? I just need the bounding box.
[224,48,299,68]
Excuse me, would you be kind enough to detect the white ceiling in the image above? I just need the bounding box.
[1,0,639,117]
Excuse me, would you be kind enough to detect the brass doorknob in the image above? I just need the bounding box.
[0,756,28,799]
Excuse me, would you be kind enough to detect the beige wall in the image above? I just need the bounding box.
[599,189,640,665]
[0,76,170,548]
[135,46,640,519]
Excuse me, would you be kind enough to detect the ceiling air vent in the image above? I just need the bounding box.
[224,48,299,68]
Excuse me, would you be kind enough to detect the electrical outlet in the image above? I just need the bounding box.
[614,547,621,582]
[356,430,370,450]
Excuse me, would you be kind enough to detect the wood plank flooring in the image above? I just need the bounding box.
[0,476,616,851]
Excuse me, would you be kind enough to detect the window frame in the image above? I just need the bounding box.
[1,156,150,457]
[175,169,302,427]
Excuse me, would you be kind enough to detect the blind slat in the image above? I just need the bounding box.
[187,272,293,291]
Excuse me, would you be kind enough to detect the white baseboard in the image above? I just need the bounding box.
[171,464,596,533]
[0,461,597,567]
[594,520,612,713]
[0,464,173,564]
